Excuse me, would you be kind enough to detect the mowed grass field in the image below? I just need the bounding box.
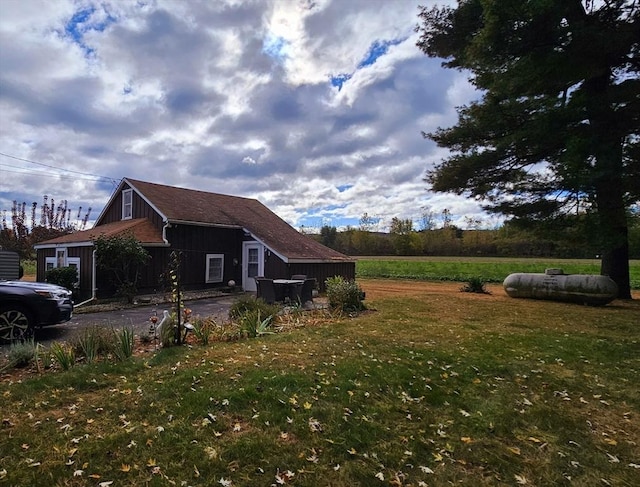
[356,256,640,289]
[1,274,639,486]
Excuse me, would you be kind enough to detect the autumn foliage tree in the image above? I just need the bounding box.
[0,196,92,259]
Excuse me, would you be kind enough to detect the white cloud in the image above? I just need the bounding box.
[0,0,487,235]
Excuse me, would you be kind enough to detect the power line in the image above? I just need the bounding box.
[0,163,111,183]
[0,151,116,183]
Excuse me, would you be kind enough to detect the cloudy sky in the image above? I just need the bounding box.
[0,0,492,233]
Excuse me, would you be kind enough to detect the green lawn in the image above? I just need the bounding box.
[1,280,638,486]
[356,257,640,289]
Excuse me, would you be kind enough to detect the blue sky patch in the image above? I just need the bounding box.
[358,38,403,69]
[330,37,405,90]
[330,73,352,91]
[64,6,116,57]
[263,34,287,61]
[336,184,353,192]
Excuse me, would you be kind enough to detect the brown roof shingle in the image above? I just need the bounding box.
[34,218,165,247]
[125,179,351,262]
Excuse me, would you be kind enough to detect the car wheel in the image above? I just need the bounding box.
[0,305,34,343]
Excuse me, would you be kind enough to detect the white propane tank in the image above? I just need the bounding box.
[503,268,618,306]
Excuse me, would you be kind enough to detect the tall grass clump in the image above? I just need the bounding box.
[228,295,279,321]
[240,311,274,338]
[228,296,278,338]
[113,326,135,361]
[72,326,114,363]
[190,317,216,345]
[325,276,365,312]
[50,341,75,370]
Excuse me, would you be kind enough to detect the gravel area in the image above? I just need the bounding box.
[74,288,243,314]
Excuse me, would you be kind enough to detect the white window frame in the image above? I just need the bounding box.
[67,257,80,286]
[122,188,133,220]
[45,257,56,272]
[205,253,224,283]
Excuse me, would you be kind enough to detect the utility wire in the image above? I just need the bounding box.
[0,151,116,183]
[0,163,111,183]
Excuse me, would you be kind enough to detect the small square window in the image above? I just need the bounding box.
[205,254,224,283]
[122,189,133,220]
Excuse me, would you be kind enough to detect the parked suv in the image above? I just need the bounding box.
[0,280,73,342]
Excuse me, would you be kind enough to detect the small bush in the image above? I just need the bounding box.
[460,277,490,294]
[45,266,77,290]
[229,296,279,321]
[50,342,76,370]
[325,276,365,312]
[5,339,37,369]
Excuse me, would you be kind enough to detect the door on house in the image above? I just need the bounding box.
[242,242,263,292]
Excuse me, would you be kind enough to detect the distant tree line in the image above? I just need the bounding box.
[0,196,92,259]
[311,211,640,259]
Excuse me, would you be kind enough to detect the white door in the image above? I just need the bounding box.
[242,242,263,292]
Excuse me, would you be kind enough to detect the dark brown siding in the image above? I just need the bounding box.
[69,246,94,301]
[36,249,54,282]
[264,254,288,279]
[99,183,164,227]
[288,262,355,292]
[145,224,245,292]
[262,255,355,292]
[36,246,96,301]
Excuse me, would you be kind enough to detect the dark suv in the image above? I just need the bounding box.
[0,280,74,342]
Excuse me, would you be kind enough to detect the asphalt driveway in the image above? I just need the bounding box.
[1,295,238,350]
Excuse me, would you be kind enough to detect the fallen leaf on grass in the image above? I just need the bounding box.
[606,453,620,463]
[514,474,528,484]
[205,446,218,460]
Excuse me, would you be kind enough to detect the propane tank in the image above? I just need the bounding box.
[503,268,618,306]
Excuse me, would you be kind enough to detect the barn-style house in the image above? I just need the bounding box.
[35,178,354,301]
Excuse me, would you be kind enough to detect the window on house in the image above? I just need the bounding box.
[67,257,80,286]
[122,189,133,220]
[205,254,224,283]
[56,249,66,268]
